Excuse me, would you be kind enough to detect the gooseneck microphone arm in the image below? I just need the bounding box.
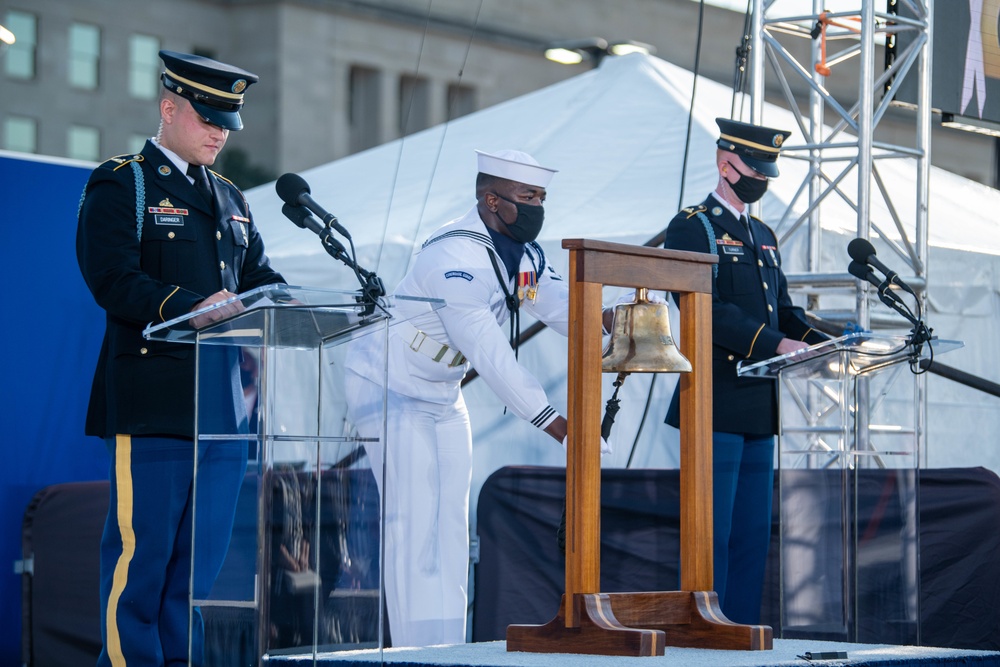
[846,240,932,353]
[281,203,352,264]
[847,260,918,326]
[277,174,385,312]
[847,237,917,296]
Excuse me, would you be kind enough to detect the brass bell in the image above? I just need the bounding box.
[601,287,693,373]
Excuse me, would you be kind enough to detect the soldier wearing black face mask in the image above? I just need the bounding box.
[662,118,828,626]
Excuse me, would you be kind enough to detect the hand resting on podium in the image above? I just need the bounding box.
[776,337,810,356]
[189,289,246,329]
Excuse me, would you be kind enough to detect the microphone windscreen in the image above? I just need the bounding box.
[848,260,871,281]
[281,203,307,228]
[275,172,309,205]
[847,237,876,263]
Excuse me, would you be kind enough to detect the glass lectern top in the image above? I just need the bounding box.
[143,284,444,348]
[737,331,963,380]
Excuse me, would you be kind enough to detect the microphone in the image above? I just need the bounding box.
[847,238,916,296]
[848,260,903,304]
[848,259,918,326]
[281,203,324,235]
[281,203,350,261]
[275,173,352,240]
[277,173,384,309]
[847,259,877,285]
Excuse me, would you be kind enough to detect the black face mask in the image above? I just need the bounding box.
[494,193,545,243]
[729,170,769,204]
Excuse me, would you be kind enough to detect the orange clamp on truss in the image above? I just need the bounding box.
[815,11,862,77]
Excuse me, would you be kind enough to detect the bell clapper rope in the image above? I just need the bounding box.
[601,371,630,440]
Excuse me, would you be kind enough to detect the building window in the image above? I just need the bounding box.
[68,22,101,90]
[3,115,37,153]
[3,10,37,80]
[349,65,381,154]
[447,83,476,121]
[68,125,101,161]
[129,34,160,99]
[399,75,429,136]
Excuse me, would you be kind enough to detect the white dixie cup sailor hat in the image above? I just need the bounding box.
[475,149,557,188]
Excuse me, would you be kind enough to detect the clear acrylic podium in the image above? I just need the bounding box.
[739,332,962,645]
[145,285,443,665]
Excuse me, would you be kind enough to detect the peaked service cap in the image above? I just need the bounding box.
[715,117,791,178]
[159,50,258,131]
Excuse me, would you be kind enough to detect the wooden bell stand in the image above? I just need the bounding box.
[506,239,772,656]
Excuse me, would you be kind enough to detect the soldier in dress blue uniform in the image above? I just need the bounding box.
[76,51,285,666]
[663,118,827,625]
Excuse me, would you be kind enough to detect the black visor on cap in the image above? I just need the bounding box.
[190,101,243,131]
[739,153,779,178]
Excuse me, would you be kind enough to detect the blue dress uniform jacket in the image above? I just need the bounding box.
[664,195,825,435]
[77,139,285,439]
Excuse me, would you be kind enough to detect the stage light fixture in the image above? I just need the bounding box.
[609,40,655,57]
[544,38,655,69]
[0,24,16,47]
[544,47,585,65]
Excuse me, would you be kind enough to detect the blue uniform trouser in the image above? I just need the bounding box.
[98,435,246,667]
[712,432,775,625]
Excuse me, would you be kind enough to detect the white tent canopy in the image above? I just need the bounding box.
[247,53,1000,520]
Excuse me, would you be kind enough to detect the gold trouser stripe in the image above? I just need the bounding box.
[159,286,180,323]
[747,323,766,358]
[107,434,136,667]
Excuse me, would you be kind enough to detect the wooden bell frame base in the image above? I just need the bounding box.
[506,239,772,656]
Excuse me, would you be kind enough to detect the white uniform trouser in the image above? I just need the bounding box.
[345,370,473,647]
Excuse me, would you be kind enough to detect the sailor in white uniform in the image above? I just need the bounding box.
[345,149,606,647]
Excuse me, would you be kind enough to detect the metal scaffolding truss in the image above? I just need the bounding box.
[747,6,934,637]
[745,1,934,475]
[749,0,932,331]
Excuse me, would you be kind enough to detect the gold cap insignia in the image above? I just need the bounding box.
[232,79,247,94]
[773,134,784,148]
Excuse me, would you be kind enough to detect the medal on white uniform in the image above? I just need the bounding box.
[517,270,538,303]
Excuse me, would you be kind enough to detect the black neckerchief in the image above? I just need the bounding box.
[487,248,520,360]
[486,225,526,280]
[485,226,527,360]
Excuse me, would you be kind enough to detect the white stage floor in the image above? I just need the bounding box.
[268,638,1000,666]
